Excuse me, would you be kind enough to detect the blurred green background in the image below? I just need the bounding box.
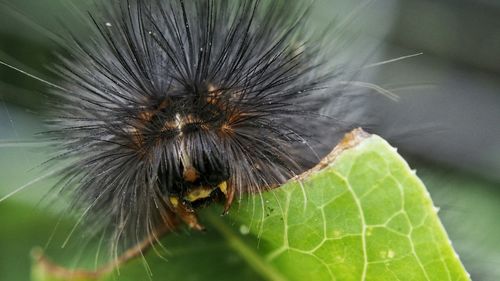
[1,0,499,280]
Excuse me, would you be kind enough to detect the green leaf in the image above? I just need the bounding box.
[219,130,471,281]
[27,130,470,281]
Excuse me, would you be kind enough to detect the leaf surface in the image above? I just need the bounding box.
[28,130,470,281]
[221,130,471,281]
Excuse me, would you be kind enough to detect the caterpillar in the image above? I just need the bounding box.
[1,0,372,267]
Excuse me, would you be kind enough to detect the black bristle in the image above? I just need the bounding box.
[44,0,354,255]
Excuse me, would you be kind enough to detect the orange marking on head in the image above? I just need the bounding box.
[132,98,174,146]
[221,123,233,134]
[128,126,144,148]
[183,167,200,183]
[139,98,171,122]
[161,119,177,132]
[206,84,223,105]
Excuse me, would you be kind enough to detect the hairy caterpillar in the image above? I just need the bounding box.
[0,0,386,271]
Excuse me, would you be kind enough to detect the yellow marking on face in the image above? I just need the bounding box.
[183,181,229,203]
[169,196,180,207]
[218,181,228,195]
[185,186,216,202]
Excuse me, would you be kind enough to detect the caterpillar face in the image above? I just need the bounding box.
[43,0,347,253]
[130,86,235,218]
[134,93,230,185]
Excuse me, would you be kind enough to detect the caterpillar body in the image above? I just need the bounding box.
[4,0,361,262]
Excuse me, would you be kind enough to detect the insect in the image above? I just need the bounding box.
[0,0,382,270]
